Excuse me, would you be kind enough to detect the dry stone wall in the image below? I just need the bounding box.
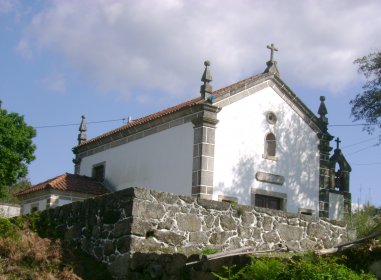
[38,187,348,279]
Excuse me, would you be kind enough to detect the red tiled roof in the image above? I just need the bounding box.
[14,173,109,197]
[75,72,270,149]
[76,96,203,147]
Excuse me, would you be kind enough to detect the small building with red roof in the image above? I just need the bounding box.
[14,173,109,215]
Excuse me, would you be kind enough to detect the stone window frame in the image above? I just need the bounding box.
[251,188,287,211]
[266,111,277,124]
[92,162,106,182]
[262,132,278,161]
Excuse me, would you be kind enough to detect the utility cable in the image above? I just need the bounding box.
[34,118,127,129]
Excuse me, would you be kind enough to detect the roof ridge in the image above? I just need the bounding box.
[74,72,271,149]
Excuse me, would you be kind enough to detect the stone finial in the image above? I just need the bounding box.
[200,60,213,100]
[318,96,328,122]
[264,43,280,75]
[77,115,87,145]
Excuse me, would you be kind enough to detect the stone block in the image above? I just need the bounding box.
[151,190,179,204]
[204,215,215,228]
[108,254,131,279]
[285,240,300,251]
[220,215,237,231]
[103,240,115,256]
[193,127,204,143]
[116,235,131,254]
[200,170,213,186]
[241,212,255,227]
[300,238,317,250]
[237,227,251,239]
[64,224,82,241]
[131,219,153,236]
[114,218,132,238]
[206,127,215,144]
[153,230,186,246]
[200,144,214,157]
[307,223,329,239]
[176,214,202,232]
[132,200,165,220]
[131,187,153,201]
[197,199,230,211]
[129,236,164,254]
[209,231,233,245]
[189,231,209,244]
[263,231,280,243]
[277,223,303,241]
[262,216,274,231]
[158,219,175,230]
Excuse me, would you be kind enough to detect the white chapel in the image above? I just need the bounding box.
[72,44,351,220]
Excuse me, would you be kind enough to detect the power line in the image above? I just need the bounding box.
[351,162,381,166]
[341,136,379,149]
[347,143,380,156]
[34,118,126,129]
[330,123,380,127]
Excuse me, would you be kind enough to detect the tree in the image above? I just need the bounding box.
[350,51,381,134]
[0,102,36,195]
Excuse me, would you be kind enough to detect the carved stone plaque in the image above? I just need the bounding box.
[255,171,284,185]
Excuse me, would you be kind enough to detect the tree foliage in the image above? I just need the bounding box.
[350,51,381,134]
[0,104,36,192]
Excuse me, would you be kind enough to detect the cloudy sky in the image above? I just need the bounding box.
[1,0,380,207]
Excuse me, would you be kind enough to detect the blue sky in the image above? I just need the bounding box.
[1,0,380,207]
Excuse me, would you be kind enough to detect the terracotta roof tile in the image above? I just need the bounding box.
[74,72,270,149]
[76,96,202,147]
[14,173,109,197]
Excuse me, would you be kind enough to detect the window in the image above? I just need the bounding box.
[92,163,105,182]
[252,189,287,211]
[31,203,39,213]
[265,133,276,157]
[266,112,277,124]
[299,208,314,216]
[254,194,282,210]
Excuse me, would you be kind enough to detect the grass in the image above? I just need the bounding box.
[0,217,112,280]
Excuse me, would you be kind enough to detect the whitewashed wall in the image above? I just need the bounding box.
[79,122,194,195]
[0,204,20,217]
[20,192,95,215]
[213,86,320,214]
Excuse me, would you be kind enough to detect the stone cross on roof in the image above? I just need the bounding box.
[267,43,278,62]
[335,137,341,150]
[264,43,280,75]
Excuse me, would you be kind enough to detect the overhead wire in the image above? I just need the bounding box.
[34,118,127,129]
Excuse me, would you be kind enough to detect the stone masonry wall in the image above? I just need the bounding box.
[38,187,348,279]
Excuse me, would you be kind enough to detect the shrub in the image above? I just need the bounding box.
[212,254,376,280]
[0,217,17,239]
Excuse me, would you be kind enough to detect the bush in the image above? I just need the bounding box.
[0,217,17,239]
[213,254,377,280]
[347,205,381,239]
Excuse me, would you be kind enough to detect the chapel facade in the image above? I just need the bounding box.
[72,45,351,220]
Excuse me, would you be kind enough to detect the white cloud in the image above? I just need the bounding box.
[40,72,66,93]
[0,0,17,14]
[18,0,381,100]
